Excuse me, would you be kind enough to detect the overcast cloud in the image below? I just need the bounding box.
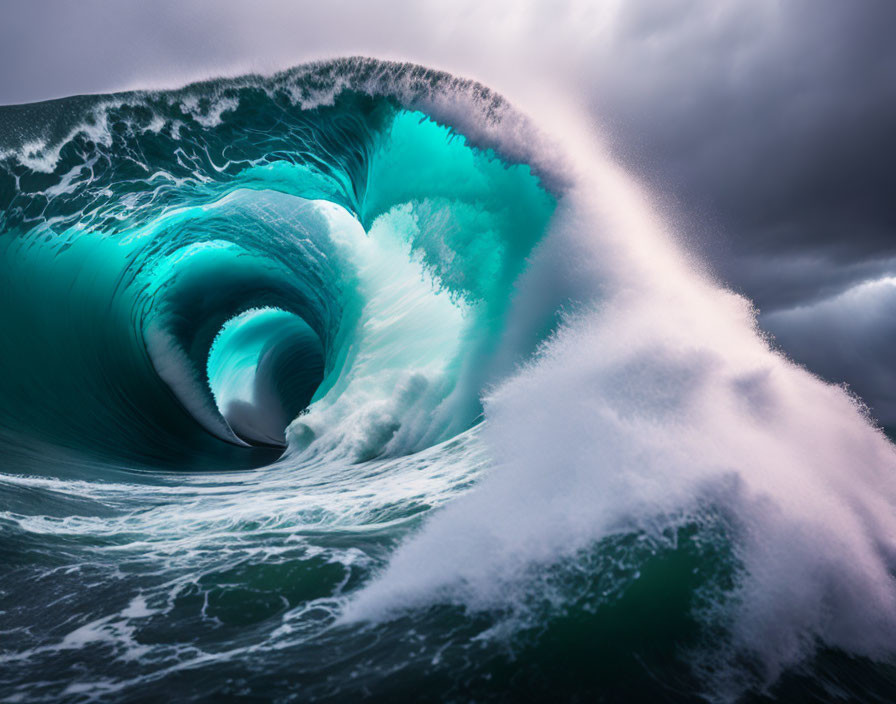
[3,0,895,421]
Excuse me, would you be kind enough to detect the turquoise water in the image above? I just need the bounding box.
[2,59,896,703]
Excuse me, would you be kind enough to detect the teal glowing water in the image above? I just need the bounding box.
[2,59,896,703]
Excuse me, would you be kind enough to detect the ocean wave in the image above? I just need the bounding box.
[2,57,896,703]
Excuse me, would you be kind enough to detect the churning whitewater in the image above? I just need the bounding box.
[2,58,896,703]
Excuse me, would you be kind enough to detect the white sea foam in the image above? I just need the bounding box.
[344,97,896,692]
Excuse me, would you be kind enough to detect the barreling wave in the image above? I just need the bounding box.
[0,58,556,469]
[2,57,896,704]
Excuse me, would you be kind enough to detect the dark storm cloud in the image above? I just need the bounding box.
[586,0,896,310]
[576,0,896,421]
[591,0,896,418]
[763,278,896,426]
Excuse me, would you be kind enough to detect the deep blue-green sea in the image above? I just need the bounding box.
[2,58,896,703]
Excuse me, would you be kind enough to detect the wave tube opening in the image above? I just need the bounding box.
[207,308,325,448]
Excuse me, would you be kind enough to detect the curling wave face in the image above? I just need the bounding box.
[2,58,896,703]
[0,63,554,468]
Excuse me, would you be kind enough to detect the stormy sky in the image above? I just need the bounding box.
[3,0,895,422]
